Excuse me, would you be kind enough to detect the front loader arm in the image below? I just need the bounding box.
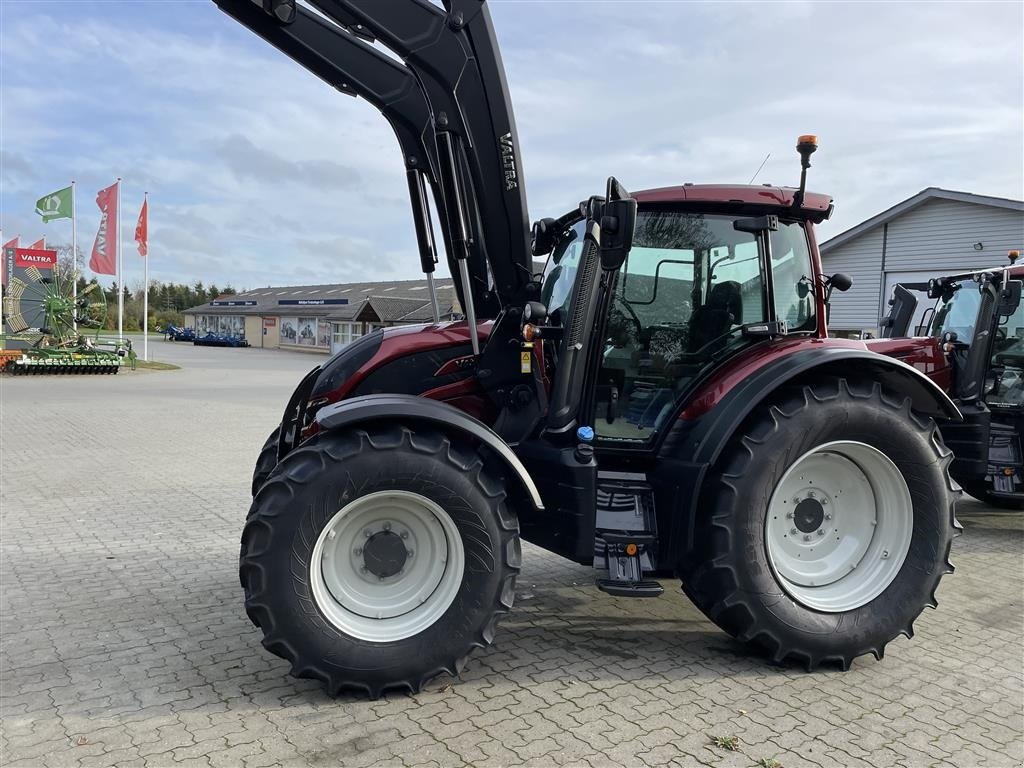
[307,0,533,313]
[214,0,450,313]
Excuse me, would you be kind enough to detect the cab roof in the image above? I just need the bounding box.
[634,184,834,222]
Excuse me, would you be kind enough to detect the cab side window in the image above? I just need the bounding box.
[771,224,816,333]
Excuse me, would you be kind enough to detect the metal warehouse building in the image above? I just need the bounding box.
[184,278,457,355]
[821,188,1024,335]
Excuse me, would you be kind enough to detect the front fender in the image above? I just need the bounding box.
[315,393,544,510]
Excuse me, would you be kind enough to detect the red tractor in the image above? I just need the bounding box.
[219,0,961,697]
[876,257,1024,508]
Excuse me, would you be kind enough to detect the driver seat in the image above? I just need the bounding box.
[688,281,742,352]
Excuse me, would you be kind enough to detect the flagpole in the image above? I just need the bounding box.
[143,192,149,362]
[1,227,4,346]
[117,177,123,341]
[71,181,77,333]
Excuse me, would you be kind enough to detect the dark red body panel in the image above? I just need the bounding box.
[634,184,833,220]
[335,321,492,402]
[679,337,870,420]
[864,337,951,392]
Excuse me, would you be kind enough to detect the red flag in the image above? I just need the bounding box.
[89,182,118,275]
[28,237,45,250]
[135,196,148,257]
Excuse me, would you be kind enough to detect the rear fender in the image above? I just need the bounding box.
[669,347,961,567]
[314,394,543,511]
[688,347,961,469]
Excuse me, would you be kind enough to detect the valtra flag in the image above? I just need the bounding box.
[135,197,147,257]
[90,182,118,275]
[28,238,45,249]
[14,248,57,270]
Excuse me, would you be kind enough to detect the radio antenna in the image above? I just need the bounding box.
[748,152,771,184]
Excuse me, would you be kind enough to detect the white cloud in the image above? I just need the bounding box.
[1,0,1021,291]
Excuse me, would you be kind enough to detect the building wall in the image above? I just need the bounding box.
[884,198,1023,272]
[823,199,1024,332]
[820,227,885,331]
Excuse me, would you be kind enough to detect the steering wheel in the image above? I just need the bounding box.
[608,293,644,347]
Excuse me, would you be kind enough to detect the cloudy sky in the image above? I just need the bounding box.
[2,0,1022,290]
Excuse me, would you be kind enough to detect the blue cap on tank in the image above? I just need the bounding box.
[576,426,595,442]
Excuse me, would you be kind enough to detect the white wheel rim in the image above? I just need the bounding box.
[764,440,913,612]
[310,490,465,642]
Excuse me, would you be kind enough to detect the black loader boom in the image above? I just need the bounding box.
[214,0,533,341]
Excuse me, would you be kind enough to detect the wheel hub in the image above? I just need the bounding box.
[764,441,913,613]
[793,497,825,533]
[309,491,465,642]
[362,530,409,579]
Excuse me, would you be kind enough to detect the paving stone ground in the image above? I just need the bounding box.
[2,340,1022,768]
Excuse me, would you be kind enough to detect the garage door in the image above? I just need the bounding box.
[881,270,968,336]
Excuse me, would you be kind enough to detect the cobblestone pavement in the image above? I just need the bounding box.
[2,342,1023,768]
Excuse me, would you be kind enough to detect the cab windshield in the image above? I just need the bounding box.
[930,280,982,342]
[989,281,1024,407]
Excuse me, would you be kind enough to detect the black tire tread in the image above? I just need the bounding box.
[681,378,962,671]
[250,427,280,497]
[239,424,520,698]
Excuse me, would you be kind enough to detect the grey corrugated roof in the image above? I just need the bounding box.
[820,187,1024,254]
[184,278,457,320]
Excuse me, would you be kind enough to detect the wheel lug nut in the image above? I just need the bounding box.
[790,528,798,536]
[400,531,408,539]
[821,497,829,505]
[353,547,362,556]
[808,491,815,498]
[360,567,368,574]
[327,530,337,539]
[825,514,832,521]
[817,530,825,537]
[364,529,372,538]
[407,550,414,558]
[785,512,793,519]
[383,521,392,531]
[803,534,811,542]
[882,550,889,559]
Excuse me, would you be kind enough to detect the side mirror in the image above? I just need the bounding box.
[598,177,636,271]
[828,273,852,293]
[531,218,557,258]
[999,279,1022,316]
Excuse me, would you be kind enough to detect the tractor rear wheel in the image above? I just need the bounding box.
[251,427,280,496]
[682,378,960,670]
[240,424,520,697]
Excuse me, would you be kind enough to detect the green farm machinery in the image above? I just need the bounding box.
[1,266,135,374]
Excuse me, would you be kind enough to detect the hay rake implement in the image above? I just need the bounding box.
[1,266,135,374]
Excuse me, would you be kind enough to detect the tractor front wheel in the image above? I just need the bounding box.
[251,427,280,496]
[683,378,960,670]
[240,424,520,697]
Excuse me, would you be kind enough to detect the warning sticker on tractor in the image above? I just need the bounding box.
[520,350,531,374]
